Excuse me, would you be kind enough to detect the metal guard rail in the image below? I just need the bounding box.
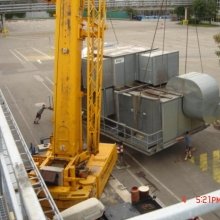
[82,109,163,155]
[100,116,163,154]
[0,90,62,220]
[98,114,208,156]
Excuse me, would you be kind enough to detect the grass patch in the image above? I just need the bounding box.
[177,21,220,27]
[190,23,220,27]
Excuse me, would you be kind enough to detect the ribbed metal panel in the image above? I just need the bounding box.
[117,89,163,146]
[115,86,207,146]
[82,45,149,89]
[137,50,179,86]
[102,87,115,116]
[82,57,113,88]
[118,92,134,127]
[104,45,148,88]
[0,196,9,220]
[82,87,115,117]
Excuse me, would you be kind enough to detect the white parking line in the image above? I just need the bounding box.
[34,75,44,82]
[4,85,38,144]
[14,49,29,62]
[126,151,181,202]
[33,75,53,94]
[32,47,53,59]
[45,76,54,85]
[9,49,26,64]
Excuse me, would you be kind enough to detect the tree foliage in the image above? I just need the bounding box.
[213,33,220,60]
[174,6,185,19]
[192,0,206,22]
[192,0,217,23]
[125,7,137,17]
[206,0,217,22]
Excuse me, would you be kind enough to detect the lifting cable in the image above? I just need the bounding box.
[195,25,204,72]
[142,0,167,82]
[135,0,168,123]
[162,0,168,63]
[108,13,119,44]
[185,21,204,74]
[184,23,189,74]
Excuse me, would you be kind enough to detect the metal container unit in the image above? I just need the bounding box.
[82,87,115,117]
[82,57,113,89]
[83,45,149,89]
[117,90,161,133]
[115,86,205,150]
[137,50,179,86]
[103,45,150,88]
[166,72,220,123]
[117,89,162,146]
[102,87,115,116]
[81,44,149,117]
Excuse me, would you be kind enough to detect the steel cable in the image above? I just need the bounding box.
[195,25,204,73]
[142,0,167,83]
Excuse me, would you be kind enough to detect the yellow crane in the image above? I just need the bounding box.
[33,0,117,211]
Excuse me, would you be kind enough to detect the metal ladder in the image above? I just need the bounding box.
[0,89,62,220]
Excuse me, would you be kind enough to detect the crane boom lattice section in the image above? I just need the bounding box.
[86,0,105,154]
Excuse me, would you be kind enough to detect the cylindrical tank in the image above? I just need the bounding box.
[131,186,140,204]
[166,72,220,123]
[138,185,149,201]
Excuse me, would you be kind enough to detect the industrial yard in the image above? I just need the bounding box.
[1,18,220,219]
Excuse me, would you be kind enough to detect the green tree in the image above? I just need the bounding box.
[192,0,217,23]
[205,0,217,23]
[125,7,137,19]
[174,6,185,20]
[192,0,206,23]
[213,33,220,61]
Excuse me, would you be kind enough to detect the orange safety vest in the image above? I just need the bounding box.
[117,144,123,154]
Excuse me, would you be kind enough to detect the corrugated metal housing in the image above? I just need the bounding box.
[137,50,179,86]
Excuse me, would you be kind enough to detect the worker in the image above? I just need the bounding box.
[184,131,192,160]
[176,131,193,161]
[117,141,124,165]
[29,142,36,155]
[34,104,50,124]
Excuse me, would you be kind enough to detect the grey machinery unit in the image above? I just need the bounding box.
[114,85,206,155]
[82,44,150,117]
[137,50,179,86]
[82,45,220,155]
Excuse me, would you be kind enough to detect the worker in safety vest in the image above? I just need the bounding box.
[117,142,124,165]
